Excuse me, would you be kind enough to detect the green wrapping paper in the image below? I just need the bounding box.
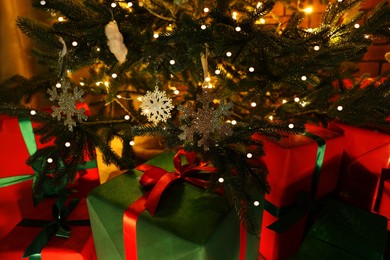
[294,200,388,260]
[87,151,262,260]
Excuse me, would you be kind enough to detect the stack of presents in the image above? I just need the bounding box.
[0,108,389,259]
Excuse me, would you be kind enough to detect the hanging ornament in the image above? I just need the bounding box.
[385,52,390,63]
[105,20,128,63]
[178,90,233,150]
[140,86,174,125]
[47,79,87,131]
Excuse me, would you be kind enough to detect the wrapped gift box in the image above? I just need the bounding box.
[328,121,390,213]
[87,151,263,260]
[253,125,344,260]
[0,199,96,260]
[0,114,99,239]
[295,199,388,260]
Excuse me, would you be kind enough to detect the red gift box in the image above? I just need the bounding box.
[253,125,344,260]
[0,199,96,260]
[329,121,390,212]
[0,114,100,239]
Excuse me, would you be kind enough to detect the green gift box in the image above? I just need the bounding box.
[294,200,388,259]
[87,151,263,260]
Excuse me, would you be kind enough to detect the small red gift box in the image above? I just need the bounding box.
[0,113,99,239]
[253,125,344,260]
[0,199,96,260]
[329,121,390,212]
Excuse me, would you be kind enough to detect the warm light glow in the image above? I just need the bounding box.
[153,33,159,38]
[354,23,360,29]
[231,120,237,125]
[282,99,287,104]
[112,73,118,78]
[337,106,343,111]
[65,142,71,147]
[117,95,122,99]
[80,82,85,86]
[303,7,313,14]
[249,67,255,72]
[56,83,62,88]
[294,97,300,102]
[111,2,117,8]
[247,153,253,158]
[364,34,370,39]
[58,17,64,22]
[232,12,238,20]
[205,77,211,82]
[226,52,232,57]
[124,115,130,120]
[235,27,241,32]
[254,201,260,206]
[256,2,262,8]
[259,18,266,24]
[301,76,307,81]
[269,115,273,120]
[128,2,133,7]
[129,140,135,146]
[215,69,221,75]
[314,45,320,51]
[47,158,53,163]
[174,89,180,95]
[306,28,313,33]
[203,7,210,13]
[40,1,46,5]
[30,110,37,116]
[201,25,206,30]
[288,123,294,129]
[251,102,257,107]
[218,177,224,183]
[170,60,175,65]
[96,47,101,51]
[104,81,109,87]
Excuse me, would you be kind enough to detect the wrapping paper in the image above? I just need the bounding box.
[253,125,344,260]
[0,199,96,260]
[295,200,388,259]
[88,151,263,260]
[329,121,390,213]
[0,114,99,239]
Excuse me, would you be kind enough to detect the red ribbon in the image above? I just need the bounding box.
[123,150,249,259]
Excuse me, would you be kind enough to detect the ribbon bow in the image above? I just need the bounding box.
[18,194,90,260]
[136,149,217,215]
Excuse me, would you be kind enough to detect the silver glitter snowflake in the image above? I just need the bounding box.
[178,90,233,150]
[47,79,87,131]
[140,86,174,125]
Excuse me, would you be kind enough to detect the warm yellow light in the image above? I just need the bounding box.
[232,12,238,20]
[303,7,313,14]
[58,17,64,22]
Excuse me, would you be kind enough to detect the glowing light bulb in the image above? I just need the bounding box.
[30,110,37,116]
[232,12,238,20]
[337,0,343,2]
[205,77,211,82]
[314,45,320,51]
[111,2,117,8]
[204,7,210,13]
[124,115,130,120]
[174,89,180,95]
[247,153,253,158]
[153,33,159,39]
[249,67,254,72]
[288,123,294,129]
[231,120,237,125]
[170,60,175,65]
[129,140,135,146]
[259,18,266,24]
[112,73,118,78]
[257,2,262,8]
[218,177,224,183]
[56,83,61,88]
[251,102,257,107]
[354,23,360,29]
[301,76,307,81]
[47,158,53,163]
[201,24,206,30]
[96,47,101,51]
[282,99,287,104]
[235,27,241,32]
[40,1,46,5]
[80,82,85,86]
[266,91,271,96]
[254,200,260,206]
[72,41,78,47]
[58,17,64,22]
[128,2,133,7]
[268,115,273,120]
[65,142,71,147]
[117,95,122,98]
[226,52,232,57]
[294,97,300,102]
[215,69,221,75]
[138,1,144,7]
[364,34,370,39]
[337,106,343,111]
[303,7,313,14]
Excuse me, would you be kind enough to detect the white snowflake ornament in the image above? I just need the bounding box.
[47,79,87,131]
[140,86,174,125]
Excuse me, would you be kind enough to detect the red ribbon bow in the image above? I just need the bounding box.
[136,149,217,215]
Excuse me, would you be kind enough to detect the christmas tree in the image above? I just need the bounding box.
[0,0,389,233]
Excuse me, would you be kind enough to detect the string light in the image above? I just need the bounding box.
[153,33,159,39]
[96,47,101,52]
[268,115,273,120]
[205,77,211,82]
[218,177,224,183]
[247,153,253,158]
[294,97,300,102]
[174,89,180,95]
[215,69,221,75]
[254,201,260,206]
[47,158,53,163]
[337,0,343,2]
[226,52,232,57]
[306,28,313,33]
[30,110,37,116]
[117,95,122,99]
[138,1,144,7]
[40,1,46,5]
[251,102,257,107]
[72,41,78,47]
[111,2,117,8]
[80,82,85,86]
[232,12,238,20]
[203,7,210,13]
[303,7,313,14]
[58,17,64,22]
[65,142,71,147]
[249,67,255,72]
[364,34,370,39]
[337,106,343,111]
[129,140,135,146]
[124,115,130,120]
[112,73,118,78]
[169,60,175,65]
[301,76,307,81]
[354,24,360,29]
[288,123,294,129]
[314,45,320,51]
[201,25,207,30]
[231,120,237,125]
[266,91,271,96]
[235,27,241,32]
[256,2,262,8]
[128,2,133,7]
[56,83,62,88]
[104,81,109,87]
[282,99,287,104]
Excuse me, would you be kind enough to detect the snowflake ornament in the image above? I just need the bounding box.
[140,86,174,125]
[178,90,233,150]
[47,79,87,131]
